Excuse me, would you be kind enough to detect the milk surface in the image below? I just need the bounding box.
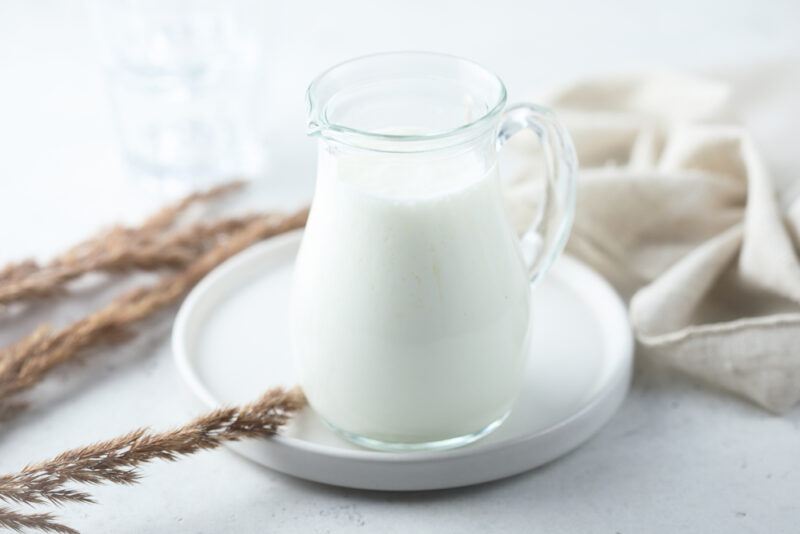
[290,146,531,444]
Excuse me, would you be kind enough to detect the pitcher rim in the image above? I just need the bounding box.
[306,51,508,150]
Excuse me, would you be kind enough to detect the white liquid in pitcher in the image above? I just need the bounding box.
[290,146,531,445]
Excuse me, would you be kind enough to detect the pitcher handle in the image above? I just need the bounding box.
[497,103,579,284]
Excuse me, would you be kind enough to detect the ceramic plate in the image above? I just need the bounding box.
[172,230,632,490]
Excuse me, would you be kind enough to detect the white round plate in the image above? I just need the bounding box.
[172,230,632,491]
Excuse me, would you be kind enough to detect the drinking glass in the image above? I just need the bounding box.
[88,0,267,194]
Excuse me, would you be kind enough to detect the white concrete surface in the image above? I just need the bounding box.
[0,1,799,532]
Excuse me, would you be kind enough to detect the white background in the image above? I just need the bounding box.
[1,1,799,532]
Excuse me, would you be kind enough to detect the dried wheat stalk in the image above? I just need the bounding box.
[0,184,309,532]
[0,208,309,403]
[0,181,246,306]
[139,181,245,232]
[0,386,305,533]
[0,507,78,534]
[0,213,262,305]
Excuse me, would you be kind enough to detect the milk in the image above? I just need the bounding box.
[290,145,531,445]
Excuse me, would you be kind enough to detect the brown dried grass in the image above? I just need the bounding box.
[0,208,308,402]
[0,183,310,532]
[0,181,247,306]
[0,506,79,534]
[0,387,305,532]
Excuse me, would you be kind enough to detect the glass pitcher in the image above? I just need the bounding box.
[290,52,577,451]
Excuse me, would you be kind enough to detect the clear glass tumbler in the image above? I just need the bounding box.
[88,0,268,194]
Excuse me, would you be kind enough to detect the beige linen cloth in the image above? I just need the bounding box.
[506,71,800,414]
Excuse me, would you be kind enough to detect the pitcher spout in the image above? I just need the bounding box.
[307,121,324,137]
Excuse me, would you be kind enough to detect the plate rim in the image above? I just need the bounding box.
[172,229,633,464]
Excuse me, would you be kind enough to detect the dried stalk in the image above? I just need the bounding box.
[0,181,245,306]
[138,181,245,232]
[0,214,262,305]
[0,387,304,505]
[0,386,305,533]
[0,262,38,287]
[0,208,309,402]
[0,507,78,534]
[0,183,310,532]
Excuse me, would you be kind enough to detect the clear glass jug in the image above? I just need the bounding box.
[291,52,577,451]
